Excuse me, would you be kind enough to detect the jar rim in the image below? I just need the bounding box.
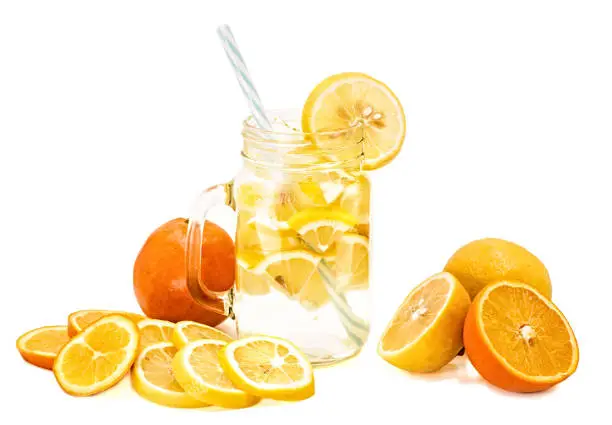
[241,108,365,170]
[242,108,356,139]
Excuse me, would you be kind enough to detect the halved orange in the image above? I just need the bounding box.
[378,272,470,372]
[54,315,139,396]
[16,325,70,370]
[464,281,579,393]
[68,309,145,337]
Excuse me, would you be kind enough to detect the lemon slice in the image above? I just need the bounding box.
[239,213,302,252]
[235,181,270,211]
[237,185,309,231]
[355,223,370,237]
[53,315,139,396]
[319,182,344,204]
[271,182,331,228]
[172,340,260,409]
[297,181,328,205]
[337,175,370,224]
[288,207,358,253]
[219,335,315,401]
[302,72,406,170]
[16,325,70,370]
[335,233,370,291]
[253,250,328,308]
[131,342,207,408]
[378,272,471,373]
[67,309,145,337]
[313,168,358,204]
[237,181,333,232]
[237,254,272,296]
[172,321,233,349]
[137,319,175,352]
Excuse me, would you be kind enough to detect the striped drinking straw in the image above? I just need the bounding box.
[216,25,369,347]
[216,25,271,130]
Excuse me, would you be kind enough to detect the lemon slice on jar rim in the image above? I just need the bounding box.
[302,72,406,170]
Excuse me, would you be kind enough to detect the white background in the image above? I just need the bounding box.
[1,0,611,423]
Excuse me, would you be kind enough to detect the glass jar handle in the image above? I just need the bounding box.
[185,183,236,318]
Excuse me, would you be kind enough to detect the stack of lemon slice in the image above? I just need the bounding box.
[18,309,316,409]
[128,321,316,408]
[237,192,371,304]
[132,332,314,408]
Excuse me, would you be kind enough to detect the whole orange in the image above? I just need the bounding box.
[133,218,235,326]
[444,238,552,300]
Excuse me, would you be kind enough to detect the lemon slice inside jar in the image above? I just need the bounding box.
[236,253,272,296]
[337,174,370,224]
[334,233,370,291]
[253,250,328,309]
[302,72,406,170]
[288,207,358,253]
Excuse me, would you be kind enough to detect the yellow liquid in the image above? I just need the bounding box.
[233,168,371,365]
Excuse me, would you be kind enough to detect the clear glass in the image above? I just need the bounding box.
[186,110,371,365]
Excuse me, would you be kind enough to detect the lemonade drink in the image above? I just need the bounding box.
[232,112,371,364]
[186,73,405,366]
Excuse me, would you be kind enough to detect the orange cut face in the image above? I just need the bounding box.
[464,281,579,393]
[480,285,575,377]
